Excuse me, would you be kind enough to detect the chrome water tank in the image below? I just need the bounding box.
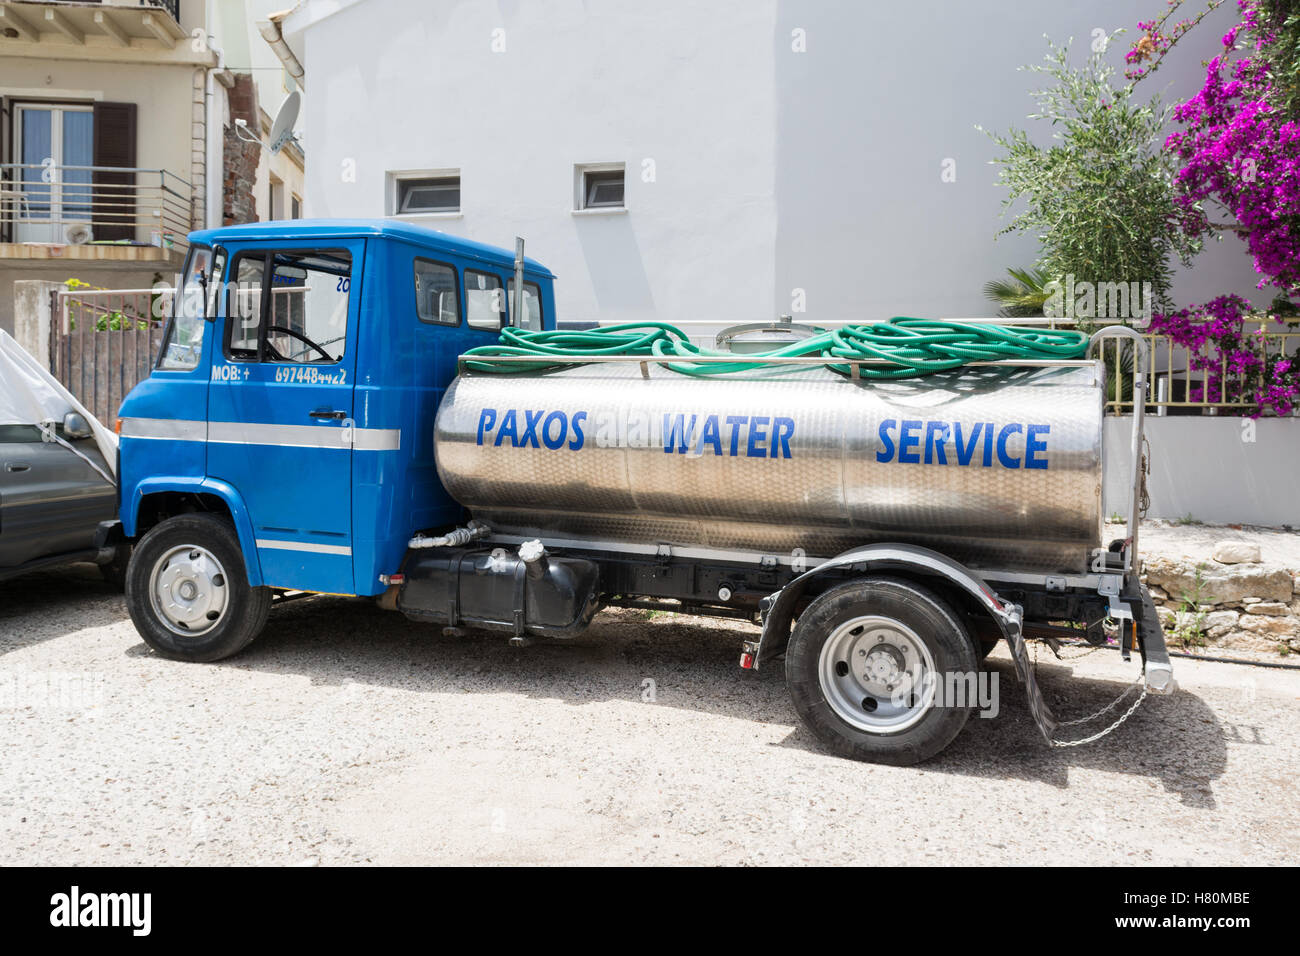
[433,361,1105,574]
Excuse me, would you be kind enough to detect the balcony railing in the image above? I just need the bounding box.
[0,163,193,252]
[46,0,181,18]
[148,0,182,20]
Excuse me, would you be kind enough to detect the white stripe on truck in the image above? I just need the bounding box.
[120,418,399,451]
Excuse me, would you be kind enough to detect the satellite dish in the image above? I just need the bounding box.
[64,222,93,245]
[268,91,300,153]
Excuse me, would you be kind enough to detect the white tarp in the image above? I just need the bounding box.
[0,329,118,478]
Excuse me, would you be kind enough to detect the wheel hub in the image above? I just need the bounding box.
[149,545,229,638]
[818,615,936,733]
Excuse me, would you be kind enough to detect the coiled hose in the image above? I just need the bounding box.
[460,319,1090,380]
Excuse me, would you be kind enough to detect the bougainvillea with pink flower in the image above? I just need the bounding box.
[1131,0,1300,294]
[1149,295,1299,415]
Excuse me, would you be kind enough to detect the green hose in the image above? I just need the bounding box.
[460,318,1090,380]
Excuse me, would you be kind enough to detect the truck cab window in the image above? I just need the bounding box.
[465,269,505,330]
[507,278,543,331]
[226,249,352,363]
[158,245,224,371]
[414,258,460,325]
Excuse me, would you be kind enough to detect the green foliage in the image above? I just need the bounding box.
[1173,567,1209,649]
[1256,0,1300,115]
[980,33,1202,311]
[63,277,154,332]
[983,266,1052,317]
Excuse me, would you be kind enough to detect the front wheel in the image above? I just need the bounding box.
[785,577,979,765]
[125,513,271,662]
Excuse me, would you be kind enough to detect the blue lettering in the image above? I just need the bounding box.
[924,421,949,465]
[568,411,587,451]
[1025,424,1050,470]
[664,413,697,454]
[725,415,747,457]
[954,421,981,466]
[982,422,995,467]
[476,408,497,446]
[747,416,770,457]
[520,409,544,448]
[996,423,1023,469]
[876,419,897,463]
[772,416,795,459]
[495,409,518,447]
[898,420,923,464]
[699,415,723,456]
[541,410,568,450]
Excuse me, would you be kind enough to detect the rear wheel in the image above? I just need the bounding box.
[125,514,271,662]
[785,577,979,765]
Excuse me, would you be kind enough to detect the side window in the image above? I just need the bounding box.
[227,253,266,358]
[465,269,505,331]
[414,258,460,325]
[225,249,352,364]
[0,424,44,443]
[507,279,544,331]
[158,245,223,371]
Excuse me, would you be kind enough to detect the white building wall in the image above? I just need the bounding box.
[287,0,1266,331]
[292,0,778,327]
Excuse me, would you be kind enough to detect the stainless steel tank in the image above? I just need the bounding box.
[433,361,1105,575]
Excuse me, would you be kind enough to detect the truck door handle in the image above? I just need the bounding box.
[309,409,347,420]
[6,462,30,473]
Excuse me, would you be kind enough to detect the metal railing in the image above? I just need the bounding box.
[46,0,181,18]
[0,164,193,250]
[1092,322,1300,416]
[50,287,172,424]
[148,0,182,20]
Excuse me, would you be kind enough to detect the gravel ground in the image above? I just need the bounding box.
[2,564,1298,866]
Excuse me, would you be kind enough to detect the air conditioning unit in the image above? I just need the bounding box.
[63,222,93,245]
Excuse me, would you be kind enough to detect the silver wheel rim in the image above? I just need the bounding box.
[818,615,936,733]
[148,544,229,638]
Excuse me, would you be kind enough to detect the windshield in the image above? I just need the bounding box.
[158,246,223,371]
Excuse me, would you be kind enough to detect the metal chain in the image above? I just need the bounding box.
[1055,642,1106,661]
[1050,680,1148,747]
[1031,640,1150,747]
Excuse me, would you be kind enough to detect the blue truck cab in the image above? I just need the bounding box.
[117,219,554,659]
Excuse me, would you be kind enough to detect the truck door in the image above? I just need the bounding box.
[206,244,360,594]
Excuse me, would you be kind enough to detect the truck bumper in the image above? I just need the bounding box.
[1136,584,1177,695]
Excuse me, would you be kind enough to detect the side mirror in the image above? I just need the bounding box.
[63,412,92,439]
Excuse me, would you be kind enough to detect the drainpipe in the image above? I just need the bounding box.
[259,13,306,91]
[205,0,224,230]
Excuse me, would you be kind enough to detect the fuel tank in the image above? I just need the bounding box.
[433,361,1105,575]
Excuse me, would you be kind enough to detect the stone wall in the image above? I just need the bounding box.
[1143,544,1299,653]
[223,74,261,227]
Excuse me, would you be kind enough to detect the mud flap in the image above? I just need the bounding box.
[998,608,1059,742]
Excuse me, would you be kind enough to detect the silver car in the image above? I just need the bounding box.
[0,411,128,586]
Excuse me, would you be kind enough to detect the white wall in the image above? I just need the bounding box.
[772,0,1260,325]
[1104,417,1300,526]
[288,0,1270,331]
[293,0,778,327]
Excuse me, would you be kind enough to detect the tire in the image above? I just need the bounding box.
[785,576,979,766]
[98,543,131,591]
[125,513,271,662]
